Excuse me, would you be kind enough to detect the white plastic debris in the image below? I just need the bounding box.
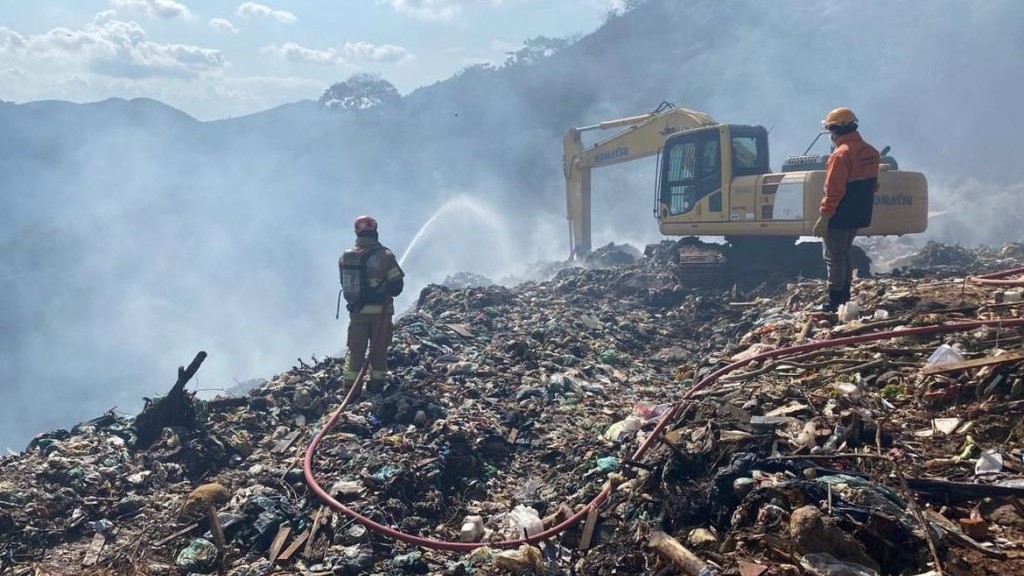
[603,415,643,442]
[460,515,484,542]
[932,418,963,435]
[925,344,965,367]
[507,505,543,538]
[975,449,1004,475]
[837,300,860,323]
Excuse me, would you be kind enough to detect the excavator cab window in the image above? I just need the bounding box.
[729,125,770,177]
[662,127,721,215]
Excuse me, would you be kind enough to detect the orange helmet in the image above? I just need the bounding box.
[353,215,378,234]
[822,107,858,130]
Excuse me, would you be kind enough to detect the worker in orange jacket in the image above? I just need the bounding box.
[812,107,880,313]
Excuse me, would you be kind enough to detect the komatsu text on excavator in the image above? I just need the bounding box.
[564,102,928,280]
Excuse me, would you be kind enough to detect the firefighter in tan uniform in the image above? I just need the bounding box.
[339,215,404,396]
[812,107,880,313]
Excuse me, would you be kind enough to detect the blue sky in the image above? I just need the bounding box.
[0,0,621,119]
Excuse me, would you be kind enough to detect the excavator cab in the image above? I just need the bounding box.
[658,125,769,220]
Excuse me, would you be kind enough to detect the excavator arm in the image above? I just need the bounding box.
[564,102,717,258]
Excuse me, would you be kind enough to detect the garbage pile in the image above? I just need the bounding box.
[888,241,1024,277]
[2,239,1023,576]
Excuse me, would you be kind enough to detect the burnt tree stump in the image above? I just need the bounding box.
[133,351,207,448]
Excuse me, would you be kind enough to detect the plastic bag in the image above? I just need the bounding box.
[603,415,642,441]
[800,553,879,576]
[976,449,1003,475]
[925,344,965,367]
[632,402,672,422]
[508,505,543,538]
[838,300,860,323]
[596,456,620,473]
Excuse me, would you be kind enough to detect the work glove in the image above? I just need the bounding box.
[812,215,830,238]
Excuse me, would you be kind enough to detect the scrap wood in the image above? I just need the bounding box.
[302,506,328,559]
[153,522,200,547]
[579,506,599,550]
[267,524,291,563]
[205,396,248,411]
[278,529,309,562]
[920,350,1024,375]
[81,533,105,567]
[272,429,302,454]
[836,358,886,374]
[648,531,718,576]
[207,506,225,552]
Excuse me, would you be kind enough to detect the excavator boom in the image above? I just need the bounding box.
[564,102,716,257]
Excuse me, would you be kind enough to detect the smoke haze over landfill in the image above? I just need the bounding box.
[2,0,1024,449]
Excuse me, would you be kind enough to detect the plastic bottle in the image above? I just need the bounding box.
[821,424,848,453]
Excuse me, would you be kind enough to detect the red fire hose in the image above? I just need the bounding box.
[305,311,1024,551]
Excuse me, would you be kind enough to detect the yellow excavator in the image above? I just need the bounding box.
[564,102,928,280]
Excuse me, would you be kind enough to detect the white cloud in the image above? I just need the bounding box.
[0,65,28,80]
[0,18,225,79]
[261,42,344,66]
[489,39,520,53]
[342,41,414,64]
[110,0,193,21]
[378,0,525,21]
[379,0,460,21]
[260,41,414,66]
[590,0,626,13]
[0,27,28,51]
[208,18,240,34]
[236,2,297,24]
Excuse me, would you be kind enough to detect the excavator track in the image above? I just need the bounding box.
[665,237,872,289]
[674,241,728,287]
